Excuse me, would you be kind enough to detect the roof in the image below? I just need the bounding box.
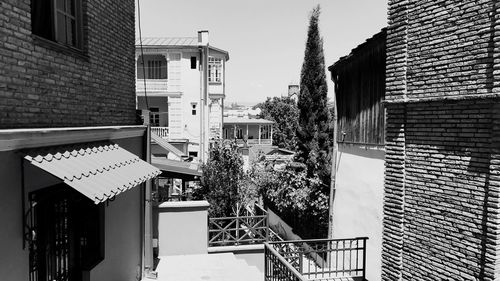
[223,117,274,125]
[152,157,201,180]
[24,143,161,204]
[137,37,230,60]
[137,37,198,46]
[151,132,185,158]
[328,28,387,72]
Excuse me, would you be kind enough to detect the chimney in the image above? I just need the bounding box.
[288,84,299,97]
[198,30,209,46]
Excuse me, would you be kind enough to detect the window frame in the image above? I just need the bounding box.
[31,0,84,51]
[208,57,223,84]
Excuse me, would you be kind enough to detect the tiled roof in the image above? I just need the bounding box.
[136,37,198,46]
[25,143,161,204]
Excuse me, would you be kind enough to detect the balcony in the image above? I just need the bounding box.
[234,138,273,146]
[151,126,169,138]
[136,79,169,94]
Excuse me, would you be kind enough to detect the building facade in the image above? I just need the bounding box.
[383,0,500,280]
[328,28,386,281]
[0,1,160,280]
[136,32,229,162]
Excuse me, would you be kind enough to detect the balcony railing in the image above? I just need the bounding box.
[265,237,368,281]
[208,205,269,247]
[151,126,169,138]
[232,139,273,146]
[136,79,168,92]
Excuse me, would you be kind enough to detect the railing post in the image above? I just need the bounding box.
[235,215,240,245]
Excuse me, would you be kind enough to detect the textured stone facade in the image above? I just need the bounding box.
[0,0,137,128]
[383,0,500,280]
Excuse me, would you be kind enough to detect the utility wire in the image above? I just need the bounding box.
[137,0,150,110]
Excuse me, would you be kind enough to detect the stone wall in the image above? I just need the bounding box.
[383,0,500,280]
[0,0,137,128]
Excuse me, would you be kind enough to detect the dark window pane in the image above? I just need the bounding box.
[66,0,76,15]
[191,57,197,69]
[56,13,67,44]
[31,0,54,40]
[56,0,65,12]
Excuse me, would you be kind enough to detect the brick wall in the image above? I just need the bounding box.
[0,0,137,128]
[383,0,500,280]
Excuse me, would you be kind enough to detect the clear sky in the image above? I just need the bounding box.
[135,0,388,105]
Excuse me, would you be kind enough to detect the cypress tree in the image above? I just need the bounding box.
[296,5,332,191]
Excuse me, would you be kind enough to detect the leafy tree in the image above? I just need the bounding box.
[193,141,246,217]
[250,163,329,239]
[296,5,332,190]
[255,96,298,150]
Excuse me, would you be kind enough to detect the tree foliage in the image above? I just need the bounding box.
[296,5,332,190]
[250,163,329,239]
[193,141,246,217]
[255,96,298,150]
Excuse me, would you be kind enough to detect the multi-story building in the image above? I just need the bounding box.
[382,1,500,280]
[135,31,229,162]
[0,1,160,280]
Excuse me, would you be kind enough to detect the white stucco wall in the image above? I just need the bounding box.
[157,201,209,256]
[332,145,385,281]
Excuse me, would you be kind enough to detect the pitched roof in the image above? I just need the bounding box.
[137,37,198,46]
[136,37,230,60]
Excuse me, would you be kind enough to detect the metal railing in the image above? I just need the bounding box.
[265,243,307,281]
[151,126,169,138]
[208,205,269,247]
[265,237,368,281]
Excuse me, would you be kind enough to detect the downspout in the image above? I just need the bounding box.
[143,110,156,279]
[328,73,339,240]
[199,46,204,162]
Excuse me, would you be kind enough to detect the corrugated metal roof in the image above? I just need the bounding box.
[151,132,185,158]
[25,143,161,204]
[137,37,198,46]
[152,157,201,177]
[223,117,274,125]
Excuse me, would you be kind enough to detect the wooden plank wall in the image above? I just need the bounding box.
[330,30,386,145]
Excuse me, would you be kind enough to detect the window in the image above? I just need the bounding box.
[191,103,197,115]
[208,57,222,83]
[190,57,197,69]
[137,55,168,80]
[29,184,104,281]
[149,108,160,126]
[188,151,198,158]
[31,0,83,49]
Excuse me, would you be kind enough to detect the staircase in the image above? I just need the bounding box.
[148,253,262,281]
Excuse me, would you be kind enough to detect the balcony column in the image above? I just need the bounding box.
[270,124,273,143]
[246,124,249,140]
[258,124,261,145]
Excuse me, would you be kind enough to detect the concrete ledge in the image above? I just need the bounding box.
[158,200,209,212]
[208,244,264,254]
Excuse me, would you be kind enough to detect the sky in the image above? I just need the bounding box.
[135,0,388,105]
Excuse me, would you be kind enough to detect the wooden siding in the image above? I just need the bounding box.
[329,29,386,145]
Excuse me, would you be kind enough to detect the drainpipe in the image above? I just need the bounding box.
[142,110,156,279]
[198,30,209,162]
